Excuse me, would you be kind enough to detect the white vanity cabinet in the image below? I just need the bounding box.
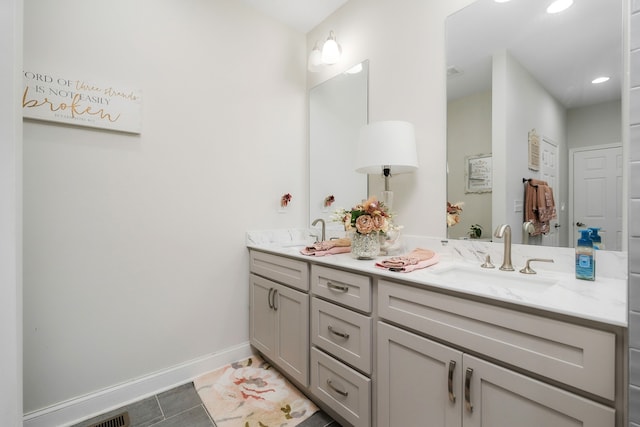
[377,280,617,427]
[309,265,373,427]
[247,242,625,427]
[249,250,310,387]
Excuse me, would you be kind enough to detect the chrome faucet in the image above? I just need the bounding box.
[312,218,326,242]
[494,224,514,271]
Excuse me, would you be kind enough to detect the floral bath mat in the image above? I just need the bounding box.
[194,354,318,426]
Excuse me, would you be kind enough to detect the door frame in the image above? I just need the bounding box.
[568,142,622,249]
[540,136,560,247]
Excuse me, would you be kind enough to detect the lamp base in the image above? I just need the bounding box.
[380,190,393,211]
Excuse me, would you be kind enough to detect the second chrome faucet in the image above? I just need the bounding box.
[493,224,514,271]
[311,218,326,242]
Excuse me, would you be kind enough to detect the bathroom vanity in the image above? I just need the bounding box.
[247,232,627,427]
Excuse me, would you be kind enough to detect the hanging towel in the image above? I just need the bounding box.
[376,248,439,272]
[538,185,557,222]
[523,179,556,236]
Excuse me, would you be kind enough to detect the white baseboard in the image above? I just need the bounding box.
[23,342,253,427]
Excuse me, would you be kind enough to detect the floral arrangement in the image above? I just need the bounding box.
[280,193,292,208]
[334,196,391,234]
[324,195,335,207]
[447,201,464,227]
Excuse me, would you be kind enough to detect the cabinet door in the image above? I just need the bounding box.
[274,282,309,387]
[377,322,463,427]
[462,354,615,427]
[249,274,277,357]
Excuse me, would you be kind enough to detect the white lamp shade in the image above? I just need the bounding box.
[321,32,341,65]
[355,121,418,174]
[307,46,322,72]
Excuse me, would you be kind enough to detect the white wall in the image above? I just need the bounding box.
[492,50,567,244]
[447,90,492,239]
[1,0,23,425]
[306,0,475,237]
[23,0,307,414]
[567,100,622,149]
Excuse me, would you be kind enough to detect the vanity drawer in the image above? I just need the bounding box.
[311,265,371,313]
[250,250,309,291]
[310,347,371,427]
[378,280,616,400]
[311,297,372,374]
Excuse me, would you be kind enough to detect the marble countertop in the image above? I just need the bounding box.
[247,229,628,328]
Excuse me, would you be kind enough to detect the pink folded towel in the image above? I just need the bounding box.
[300,238,351,257]
[300,246,351,257]
[376,248,439,272]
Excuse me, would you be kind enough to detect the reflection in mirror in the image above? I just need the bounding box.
[446,0,623,250]
[309,61,369,232]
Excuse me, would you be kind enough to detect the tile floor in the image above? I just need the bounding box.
[71,382,340,427]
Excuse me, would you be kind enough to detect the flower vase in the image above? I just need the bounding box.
[351,231,380,259]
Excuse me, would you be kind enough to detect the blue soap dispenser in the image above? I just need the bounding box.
[576,229,595,281]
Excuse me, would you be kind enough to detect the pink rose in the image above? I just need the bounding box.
[356,215,375,234]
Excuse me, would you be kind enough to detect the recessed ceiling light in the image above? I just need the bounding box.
[494,0,512,3]
[592,76,611,84]
[547,0,573,14]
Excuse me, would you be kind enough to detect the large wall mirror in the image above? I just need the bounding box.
[309,61,369,230]
[446,0,623,250]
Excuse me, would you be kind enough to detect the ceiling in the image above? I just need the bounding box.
[238,0,348,33]
[446,0,623,109]
[239,0,623,110]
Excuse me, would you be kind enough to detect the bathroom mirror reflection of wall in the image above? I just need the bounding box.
[309,60,369,231]
[446,0,623,249]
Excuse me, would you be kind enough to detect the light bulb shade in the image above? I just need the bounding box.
[321,31,341,65]
[355,121,419,174]
[308,46,322,72]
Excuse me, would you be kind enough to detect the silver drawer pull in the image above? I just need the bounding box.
[448,360,456,403]
[327,281,349,292]
[464,367,473,413]
[328,325,350,339]
[326,379,349,397]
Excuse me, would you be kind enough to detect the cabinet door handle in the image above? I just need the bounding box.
[448,360,456,403]
[272,289,278,311]
[326,379,348,397]
[464,367,473,413]
[327,281,349,293]
[328,325,350,339]
[267,288,274,309]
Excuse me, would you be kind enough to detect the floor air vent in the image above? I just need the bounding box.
[88,412,130,427]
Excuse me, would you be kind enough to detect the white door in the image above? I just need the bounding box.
[540,138,560,247]
[572,145,622,250]
[462,354,615,427]
[377,322,463,427]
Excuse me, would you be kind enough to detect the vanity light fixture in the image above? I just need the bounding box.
[321,31,342,65]
[546,0,573,14]
[355,121,418,210]
[592,76,611,84]
[307,41,322,72]
[308,31,343,72]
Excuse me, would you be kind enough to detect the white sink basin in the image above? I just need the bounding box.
[432,265,558,294]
